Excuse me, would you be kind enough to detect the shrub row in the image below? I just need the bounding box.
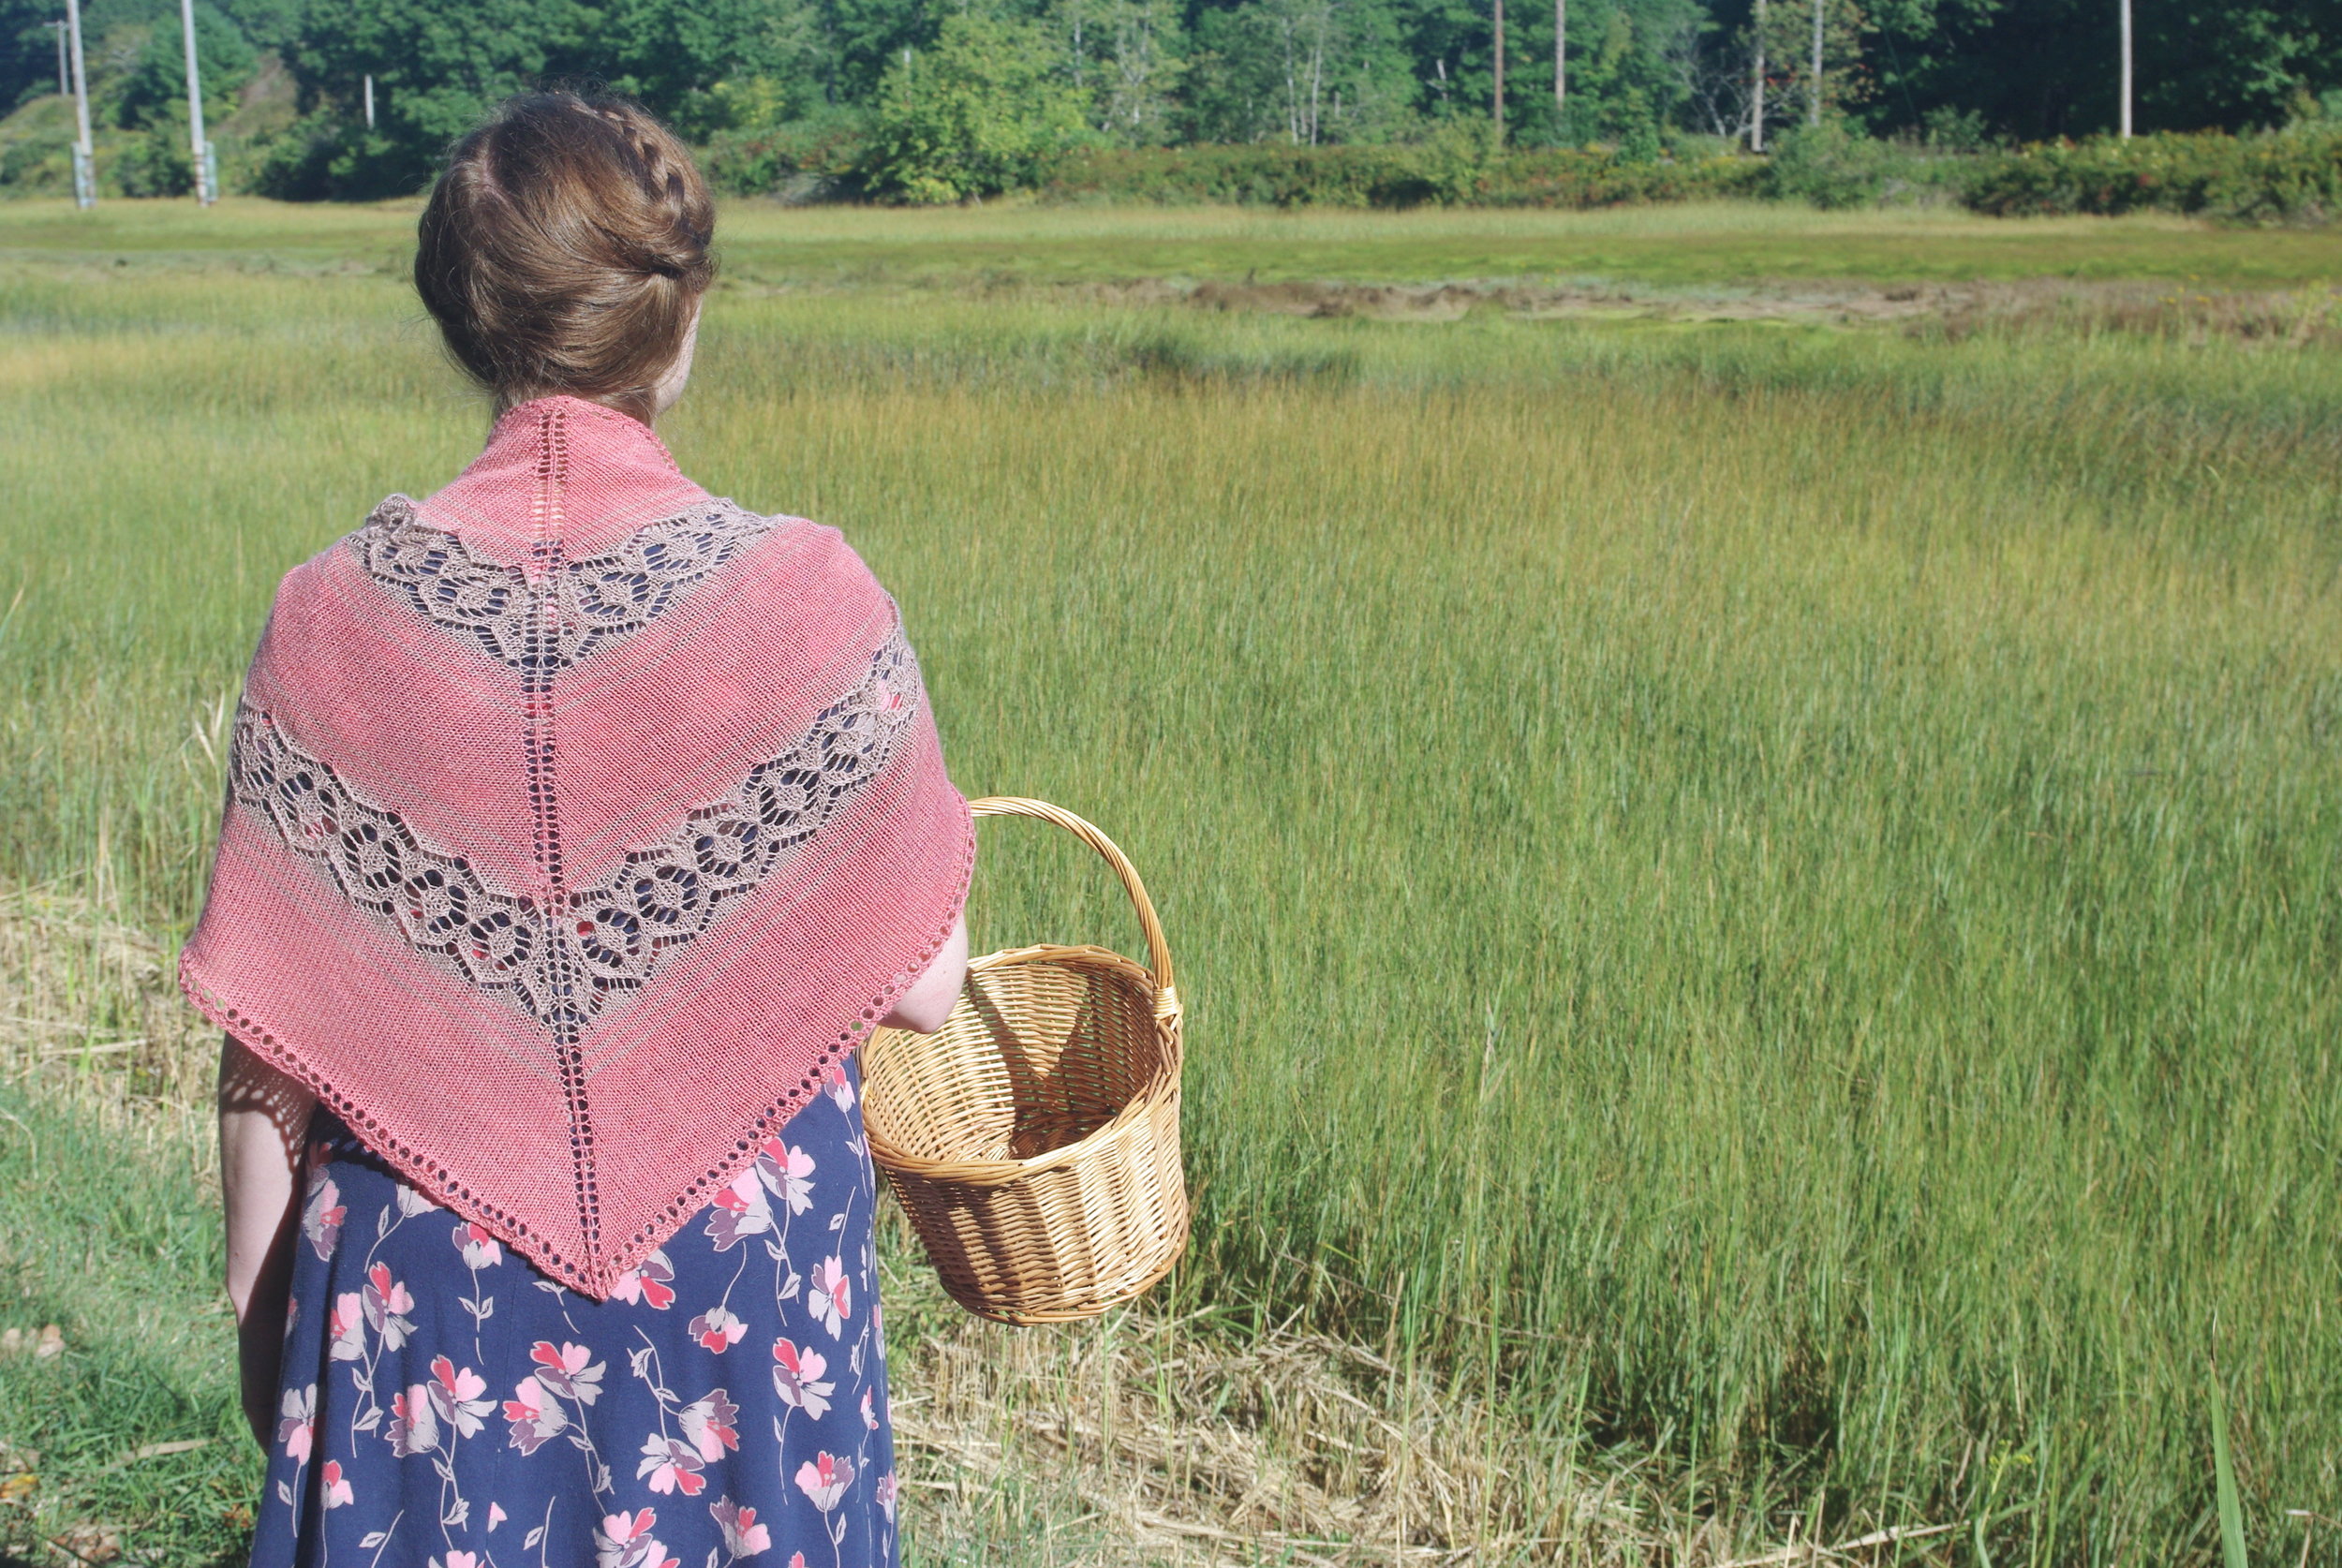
[1033,126,2342,216]
[1030,141,1772,208]
[701,117,2342,221]
[1963,125,2342,222]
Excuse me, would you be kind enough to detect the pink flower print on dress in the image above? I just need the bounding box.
[677,1388,740,1462]
[454,1220,504,1269]
[704,1169,774,1251]
[300,1176,345,1262]
[770,1338,833,1418]
[859,1387,877,1430]
[362,1262,416,1351]
[822,1063,856,1114]
[808,1256,851,1338]
[388,1383,438,1457]
[276,1383,316,1463]
[319,1457,353,1508]
[875,1471,897,1523]
[609,1249,677,1309]
[689,1305,747,1354]
[395,1181,438,1217]
[502,1374,569,1455]
[527,1339,606,1405]
[793,1451,854,1511]
[488,1501,507,1529]
[709,1495,772,1557]
[596,1509,668,1568]
[328,1292,364,1361]
[638,1432,708,1496]
[753,1138,816,1215]
[426,1355,494,1437]
[430,1554,481,1568]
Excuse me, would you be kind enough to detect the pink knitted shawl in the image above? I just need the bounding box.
[181,395,973,1298]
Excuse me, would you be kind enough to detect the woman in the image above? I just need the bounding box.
[185,93,973,1568]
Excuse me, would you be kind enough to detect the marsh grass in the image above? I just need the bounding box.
[6,197,2342,288]
[1,201,2338,1565]
[0,897,1779,1568]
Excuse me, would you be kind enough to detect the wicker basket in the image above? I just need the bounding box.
[862,797,1186,1325]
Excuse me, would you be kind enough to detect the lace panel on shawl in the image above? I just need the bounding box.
[354,496,785,670]
[229,630,924,1032]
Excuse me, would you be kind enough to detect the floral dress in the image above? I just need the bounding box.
[254,1060,898,1568]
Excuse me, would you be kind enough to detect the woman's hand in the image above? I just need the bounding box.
[217,1037,318,1449]
[880,912,970,1034]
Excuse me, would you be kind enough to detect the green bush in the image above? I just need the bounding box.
[248,117,418,202]
[0,96,78,198]
[1964,126,2342,222]
[1038,142,1430,206]
[1469,145,1770,207]
[864,14,1095,203]
[1763,122,1915,209]
[704,110,871,200]
[111,128,195,199]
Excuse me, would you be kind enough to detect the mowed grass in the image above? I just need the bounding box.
[1,200,2339,1564]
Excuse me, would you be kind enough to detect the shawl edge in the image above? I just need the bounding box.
[178,792,975,1301]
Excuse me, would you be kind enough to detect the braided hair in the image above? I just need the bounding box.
[415,93,716,426]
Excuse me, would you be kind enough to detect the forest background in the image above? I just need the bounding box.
[0,0,2340,204]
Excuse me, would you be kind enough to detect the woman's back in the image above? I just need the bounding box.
[196,94,970,1568]
[191,393,968,1293]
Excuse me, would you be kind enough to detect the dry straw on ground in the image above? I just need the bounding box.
[882,1257,1977,1567]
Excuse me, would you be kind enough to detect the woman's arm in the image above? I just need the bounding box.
[880,911,969,1034]
[217,1036,318,1448]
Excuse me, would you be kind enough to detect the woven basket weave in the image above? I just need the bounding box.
[862,797,1186,1325]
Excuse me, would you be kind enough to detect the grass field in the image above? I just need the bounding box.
[10,196,2342,288]
[1,197,2338,1566]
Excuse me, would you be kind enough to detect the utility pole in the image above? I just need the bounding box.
[1751,0,1766,151]
[363,73,376,129]
[46,20,67,96]
[65,0,93,207]
[1809,0,1824,125]
[180,0,214,204]
[1492,0,1505,143]
[2117,0,2132,138]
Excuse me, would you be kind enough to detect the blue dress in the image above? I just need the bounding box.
[252,1058,899,1568]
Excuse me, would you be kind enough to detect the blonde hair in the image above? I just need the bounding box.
[414,94,715,426]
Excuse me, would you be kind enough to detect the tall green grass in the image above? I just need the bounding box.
[2,201,2337,1563]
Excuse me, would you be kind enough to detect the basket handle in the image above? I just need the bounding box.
[967,796,1179,1026]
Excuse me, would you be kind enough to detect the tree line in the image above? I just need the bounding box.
[2,0,2336,199]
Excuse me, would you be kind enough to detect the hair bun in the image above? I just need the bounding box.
[413,94,716,426]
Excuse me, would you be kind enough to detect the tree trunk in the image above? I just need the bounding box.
[1553,0,1564,112]
[1809,0,1823,125]
[1751,0,1766,151]
[1492,0,1505,143]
